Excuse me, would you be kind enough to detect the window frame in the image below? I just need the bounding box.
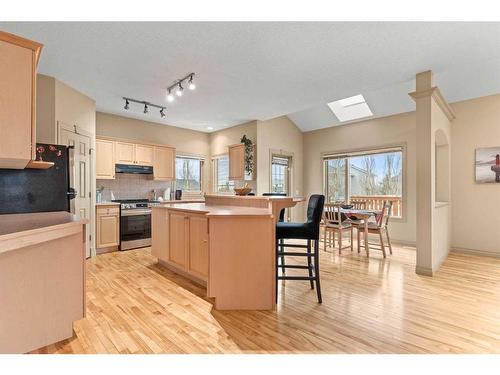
[212,154,235,194]
[175,154,204,193]
[321,143,407,222]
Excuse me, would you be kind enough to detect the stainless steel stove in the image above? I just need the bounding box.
[112,199,160,250]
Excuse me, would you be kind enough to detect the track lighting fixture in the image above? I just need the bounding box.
[122,97,166,119]
[165,72,196,101]
[188,75,196,90]
[175,82,184,97]
[166,89,174,102]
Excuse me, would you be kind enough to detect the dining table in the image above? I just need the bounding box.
[340,208,383,256]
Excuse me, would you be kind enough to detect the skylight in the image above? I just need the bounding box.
[328,94,373,122]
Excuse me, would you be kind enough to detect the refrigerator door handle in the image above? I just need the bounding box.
[68,145,76,214]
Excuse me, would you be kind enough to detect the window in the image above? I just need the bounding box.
[271,156,290,194]
[176,156,203,192]
[324,147,403,217]
[213,155,234,193]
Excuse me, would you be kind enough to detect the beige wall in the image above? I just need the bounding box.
[208,121,257,192]
[36,74,56,143]
[96,112,211,193]
[303,112,417,244]
[451,94,500,256]
[257,116,304,220]
[36,74,97,256]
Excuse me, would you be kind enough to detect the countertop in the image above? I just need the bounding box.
[153,203,273,217]
[0,211,88,254]
[204,194,304,202]
[95,202,121,206]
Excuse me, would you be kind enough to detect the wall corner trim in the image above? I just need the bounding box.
[408,86,456,121]
[415,265,433,276]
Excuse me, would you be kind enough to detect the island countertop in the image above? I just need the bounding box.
[153,203,273,217]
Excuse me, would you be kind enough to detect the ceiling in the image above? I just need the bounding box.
[1,22,500,132]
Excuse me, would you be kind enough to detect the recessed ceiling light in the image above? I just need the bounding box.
[206,126,214,130]
[328,94,373,122]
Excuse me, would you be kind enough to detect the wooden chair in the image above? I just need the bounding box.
[358,201,393,258]
[351,201,367,209]
[323,203,353,254]
[348,201,367,235]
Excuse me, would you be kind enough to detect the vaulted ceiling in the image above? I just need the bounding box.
[2,22,500,132]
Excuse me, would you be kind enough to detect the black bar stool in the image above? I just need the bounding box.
[275,194,325,303]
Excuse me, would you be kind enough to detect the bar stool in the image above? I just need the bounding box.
[275,194,325,303]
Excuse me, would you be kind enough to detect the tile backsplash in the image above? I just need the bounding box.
[97,173,174,201]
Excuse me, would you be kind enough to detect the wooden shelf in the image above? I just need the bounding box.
[26,160,54,169]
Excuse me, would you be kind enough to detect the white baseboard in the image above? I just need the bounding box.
[451,247,500,258]
[391,239,416,247]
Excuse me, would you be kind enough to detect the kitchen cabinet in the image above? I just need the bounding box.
[96,205,120,251]
[115,142,153,166]
[115,142,135,165]
[0,31,48,169]
[187,215,209,280]
[95,139,115,179]
[153,210,209,283]
[168,212,189,269]
[135,144,154,166]
[228,143,255,181]
[153,146,175,180]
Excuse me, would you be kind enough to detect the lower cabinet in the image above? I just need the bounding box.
[167,211,209,282]
[96,205,120,252]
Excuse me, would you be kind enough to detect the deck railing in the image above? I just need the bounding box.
[350,195,402,217]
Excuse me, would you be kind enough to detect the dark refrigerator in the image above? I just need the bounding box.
[0,143,76,215]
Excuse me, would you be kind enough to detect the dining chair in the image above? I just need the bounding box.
[323,203,353,254]
[358,201,393,258]
[276,194,325,303]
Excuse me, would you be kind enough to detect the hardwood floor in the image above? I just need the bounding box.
[31,241,500,354]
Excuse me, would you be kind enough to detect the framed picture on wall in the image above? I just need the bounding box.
[475,147,500,183]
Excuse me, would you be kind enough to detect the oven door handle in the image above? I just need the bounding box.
[121,209,152,216]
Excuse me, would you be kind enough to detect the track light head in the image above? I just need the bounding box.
[176,82,184,97]
[167,89,175,102]
[160,108,165,118]
[143,104,148,114]
[188,75,196,90]
[124,99,130,110]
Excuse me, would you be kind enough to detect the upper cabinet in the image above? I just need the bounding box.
[153,146,175,181]
[115,142,135,165]
[135,144,154,166]
[0,31,49,169]
[96,137,175,181]
[95,139,115,179]
[228,143,255,181]
[115,142,153,166]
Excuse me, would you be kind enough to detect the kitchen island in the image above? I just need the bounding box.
[0,211,87,353]
[151,195,303,310]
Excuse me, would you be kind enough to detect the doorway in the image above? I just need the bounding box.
[59,123,92,258]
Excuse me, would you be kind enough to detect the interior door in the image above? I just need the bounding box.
[59,127,91,258]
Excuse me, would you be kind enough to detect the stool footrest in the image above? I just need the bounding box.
[280,252,315,257]
[278,276,316,281]
[280,265,312,270]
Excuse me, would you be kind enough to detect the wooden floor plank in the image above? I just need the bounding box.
[30,241,500,354]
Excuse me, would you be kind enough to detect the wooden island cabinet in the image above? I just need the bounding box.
[152,195,303,310]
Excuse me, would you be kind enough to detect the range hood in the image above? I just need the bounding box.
[115,164,153,175]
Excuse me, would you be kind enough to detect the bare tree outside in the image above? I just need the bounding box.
[380,153,401,195]
[361,156,377,194]
[326,159,345,202]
